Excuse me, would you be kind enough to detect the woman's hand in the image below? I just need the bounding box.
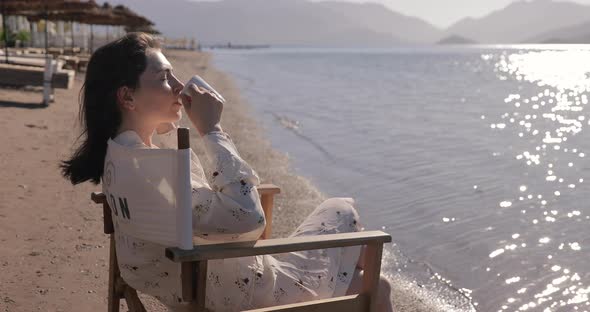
[180,84,224,136]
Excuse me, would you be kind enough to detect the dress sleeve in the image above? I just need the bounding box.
[153,126,266,242]
[189,131,266,242]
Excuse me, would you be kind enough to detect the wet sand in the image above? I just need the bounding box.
[0,49,447,311]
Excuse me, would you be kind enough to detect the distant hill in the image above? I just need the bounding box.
[437,35,477,45]
[445,0,590,43]
[525,20,590,43]
[107,0,443,47]
[317,1,443,43]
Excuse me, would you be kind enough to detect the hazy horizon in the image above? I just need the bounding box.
[188,0,590,28]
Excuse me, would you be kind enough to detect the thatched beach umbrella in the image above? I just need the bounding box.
[90,3,155,44]
[25,2,123,52]
[1,0,96,60]
[112,4,154,29]
[27,1,157,50]
[3,1,155,56]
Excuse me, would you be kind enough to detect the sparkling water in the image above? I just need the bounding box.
[212,46,590,311]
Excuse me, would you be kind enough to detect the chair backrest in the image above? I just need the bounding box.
[102,128,193,249]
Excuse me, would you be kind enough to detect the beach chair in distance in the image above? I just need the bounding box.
[90,128,392,312]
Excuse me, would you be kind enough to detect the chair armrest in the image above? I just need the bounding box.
[91,191,106,204]
[257,184,280,195]
[90,183,279,204]
[165,230,391,262]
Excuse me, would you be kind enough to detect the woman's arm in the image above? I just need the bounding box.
[154,124,265,241]
[152,78,264,242]
[189,130,266,242]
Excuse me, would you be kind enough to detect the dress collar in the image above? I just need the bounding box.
[112,130,157,149]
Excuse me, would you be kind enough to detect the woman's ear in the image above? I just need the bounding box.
[117,86,135,111]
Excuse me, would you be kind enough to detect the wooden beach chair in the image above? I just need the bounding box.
[90,128,391,312]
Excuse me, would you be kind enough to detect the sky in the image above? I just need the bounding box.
[190,0,590,28]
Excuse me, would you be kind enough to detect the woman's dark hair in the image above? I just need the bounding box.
[61,32,160,185]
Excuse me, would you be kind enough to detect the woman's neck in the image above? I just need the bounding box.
[117,119,156,147]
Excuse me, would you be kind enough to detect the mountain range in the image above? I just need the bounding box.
[445,0,590,43]
[109,0,590,46]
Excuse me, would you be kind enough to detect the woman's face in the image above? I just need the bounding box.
[131,48,184,126]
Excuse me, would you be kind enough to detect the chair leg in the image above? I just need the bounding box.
[123,286,147,312]
[361,242,384,312]
[180,261,208,311]
[260,194,274,239]
[195,261,208,312]
[108,235,121,312]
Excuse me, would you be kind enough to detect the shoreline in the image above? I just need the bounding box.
[0,49,458,311]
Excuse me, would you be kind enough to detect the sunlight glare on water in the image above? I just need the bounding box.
[485,49,590,311]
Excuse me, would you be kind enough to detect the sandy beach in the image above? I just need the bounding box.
[0,49,448,311]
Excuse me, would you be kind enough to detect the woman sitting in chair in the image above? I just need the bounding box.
[61,32,393,311]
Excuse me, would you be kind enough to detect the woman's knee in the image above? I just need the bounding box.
[320,197,356,210]
[319,197,359,219]
[318,197,361,232]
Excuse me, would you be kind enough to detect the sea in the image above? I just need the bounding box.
[210,45,590,312]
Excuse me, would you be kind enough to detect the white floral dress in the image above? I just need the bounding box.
[106,128,362,311]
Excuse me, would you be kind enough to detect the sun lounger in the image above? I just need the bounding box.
[25,48,45,54]
[77,55,90,72]
[0,63,74,89]
[47,48,65,57]
[58,56,80,70]
[63,47,82,55]
[2,54,66,68]
[4,56,46,67]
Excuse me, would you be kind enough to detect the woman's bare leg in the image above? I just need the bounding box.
[346,268,393,312]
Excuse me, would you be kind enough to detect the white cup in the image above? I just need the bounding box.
[181,75,226,103]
